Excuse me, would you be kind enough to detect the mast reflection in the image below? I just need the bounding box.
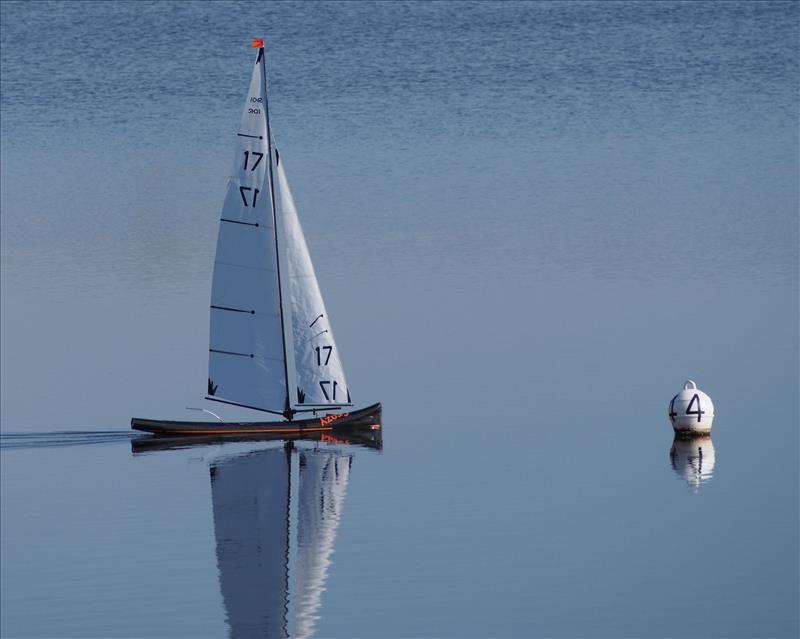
[669,435,715,492]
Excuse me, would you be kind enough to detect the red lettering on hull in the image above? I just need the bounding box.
[320,412,350,427]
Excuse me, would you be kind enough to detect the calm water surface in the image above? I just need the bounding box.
[1,1,798,637]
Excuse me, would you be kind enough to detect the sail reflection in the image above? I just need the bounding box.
[211,446,292,637]
[210,442,358,638]
[669,435,715,492]
[294,451,351,638]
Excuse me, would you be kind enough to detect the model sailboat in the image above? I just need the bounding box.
[132,40,380,436]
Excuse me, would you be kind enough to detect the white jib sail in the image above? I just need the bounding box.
[208,51,287,412]
[276,156,351,408]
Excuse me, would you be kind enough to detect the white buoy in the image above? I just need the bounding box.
[668,380,714,435]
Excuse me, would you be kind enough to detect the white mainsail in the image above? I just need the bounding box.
[276,158,351,409]
[208,48,288,413]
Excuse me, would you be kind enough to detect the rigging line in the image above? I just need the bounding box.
[209,348,254,358]
[220,218,259,227]
[208,350,285,363]
[205,395,284,416]
[210,305,255,314]
[260,46,292,416]
[237,133,263,139]
[297,329,328,345]
[295,403,351,409]
[304,329,329,343]
[309,313,324,327]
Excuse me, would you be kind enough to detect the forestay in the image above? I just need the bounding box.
[208,50,287,412]
[276,157,351,409]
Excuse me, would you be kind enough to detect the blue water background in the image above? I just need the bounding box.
[1,1,798,637]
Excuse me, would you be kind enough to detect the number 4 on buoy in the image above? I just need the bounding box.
[668,380,715,436]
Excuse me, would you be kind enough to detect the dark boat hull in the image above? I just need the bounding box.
[131,402,381,436]
[131,424,382,453]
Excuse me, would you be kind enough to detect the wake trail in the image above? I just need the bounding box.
[0,430,136,450]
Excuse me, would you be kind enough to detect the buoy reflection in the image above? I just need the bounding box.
[669,435,715,492]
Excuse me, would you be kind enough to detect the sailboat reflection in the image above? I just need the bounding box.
[669,435,715,492]
[210,442,359,638]
[131,430,379,638]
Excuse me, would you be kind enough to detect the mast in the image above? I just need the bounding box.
[257,42,294,420]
